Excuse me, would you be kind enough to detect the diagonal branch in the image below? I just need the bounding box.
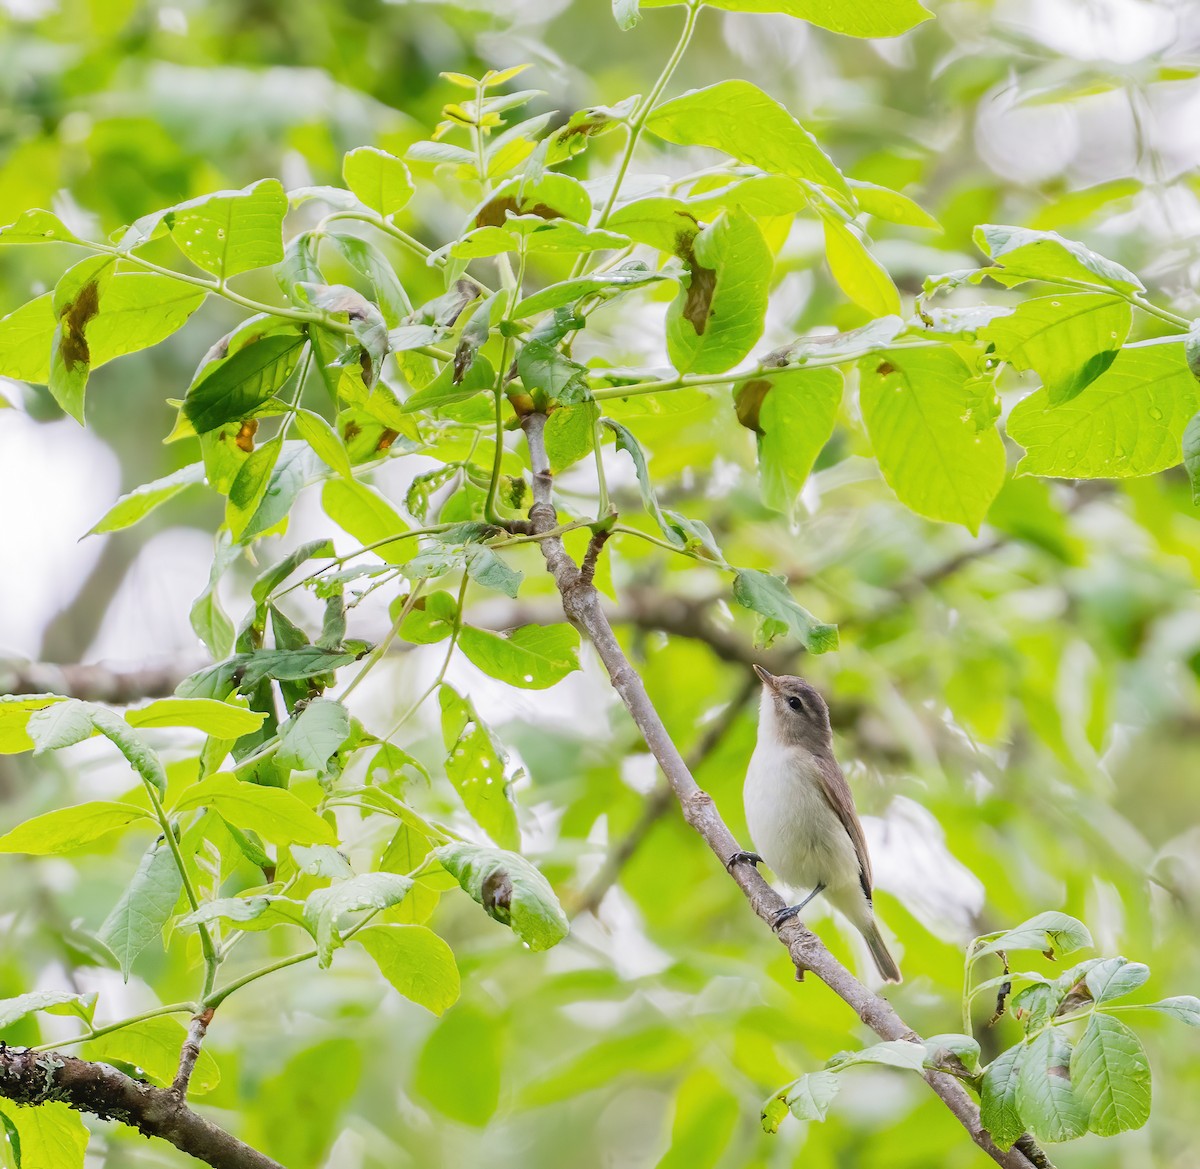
[573,667,760,916]
[0,1044,282,1169]
[520,411,1046,1169]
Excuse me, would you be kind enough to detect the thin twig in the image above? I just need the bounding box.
[172,1007,215,1098]
[519,411,1049,1169]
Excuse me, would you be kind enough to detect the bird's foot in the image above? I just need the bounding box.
[770,904,803,932]
[725,850,762,871]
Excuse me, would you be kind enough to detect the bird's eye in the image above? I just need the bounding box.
[786,696,803,713]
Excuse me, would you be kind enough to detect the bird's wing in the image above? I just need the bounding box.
[815,756,874,899]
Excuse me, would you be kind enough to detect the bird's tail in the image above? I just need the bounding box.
[861,921,902,983]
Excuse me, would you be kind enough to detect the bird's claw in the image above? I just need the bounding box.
[725,850,762,872]
[770,904,803,932]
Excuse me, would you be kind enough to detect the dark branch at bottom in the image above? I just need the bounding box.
[0,1045,281,1169]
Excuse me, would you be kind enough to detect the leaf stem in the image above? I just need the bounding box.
[591,338,941,401]
[142,779,221,998]
[337,579,427,700]
[29,1002,197,1053]
[593,0,702,234]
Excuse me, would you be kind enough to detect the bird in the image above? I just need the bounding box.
[729,665,901,983]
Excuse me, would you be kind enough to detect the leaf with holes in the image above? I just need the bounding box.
[439,685,519,850]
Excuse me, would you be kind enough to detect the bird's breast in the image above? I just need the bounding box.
[743,742,857,890]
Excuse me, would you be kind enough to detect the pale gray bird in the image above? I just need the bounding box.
[729,665,901,983]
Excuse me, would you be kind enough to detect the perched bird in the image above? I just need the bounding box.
[730,665,901,982]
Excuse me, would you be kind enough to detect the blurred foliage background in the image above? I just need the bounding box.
[1,0,1199,1167]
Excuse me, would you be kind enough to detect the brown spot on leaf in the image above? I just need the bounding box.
[57,279,101,371]
[875,360,896,377]
[482,867,513,921]
[234,419,258,453]
[475,196,563,229]
[735,378,772,433]
[683,264,716,336]
[342,420,362,443]
[376,429,398,452]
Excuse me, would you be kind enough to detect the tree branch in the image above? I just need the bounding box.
[0,659,193,704]
[573,667,760,916]
[0,1044,282,1169]
[520,411,1046,1169]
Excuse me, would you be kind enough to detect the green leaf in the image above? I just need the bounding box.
[981,293,1131,405]
[859,348,1006,533]
[88,706,171,797]
[343,147,414,216]
[1007,343,1198,478]
[645,80,850,199]
[0,696,65,755]
[415,1005,502,1126]
[602,418,685,546]
[85,1016,220,1094]
[166,178,288,278]
[459,624,581,689]
[923,1034,983,1074]
[822,216,901,316]
[321,477,412,564]
[401,353,494,414]
[657,1069,740,1169]
[1016,1028,1089,1143]
[176,896,282,930]
[666,210,772,376]
[451,219,627,259]
[830,1039,927,1071]
[1085,957,1151,1004]
[0,293,56,382]
[1070,1013,1151,1136]
[732,568,838,653]
[974,224,1144,294]
[975,911,1092,959]
[439,685,520,849]
[124,698,266,738]
[545,401,599,472]
[98,838,184,981]
[27,698,97,752]
[739,367,842,514]
[0,1100,89,1169]
[400,590,459,644]
[183,332,306,434]
[1184,411,1200,504]
[511,263,668,318]
[0,990,93,1030]
[352,924,460,1015]
[295,408,354,479]
[782,1070,841,1122]
[848,179,940,229]
[276,698,351,772]
[641,0,930,35]
[251,538,336,602]
[612,0,640,29]
[304,872,414,966]
[980,1044,1026,1151]
[0,207,85,245]
[516,340,589,408]
[173,773,337,846]
[87,462,207,535]
[0,801,151,855]
[465,544,523,599]
[434,840,569,950]
[1144,995,1200,1025]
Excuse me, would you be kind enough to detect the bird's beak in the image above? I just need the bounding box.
[753,664,776,688]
